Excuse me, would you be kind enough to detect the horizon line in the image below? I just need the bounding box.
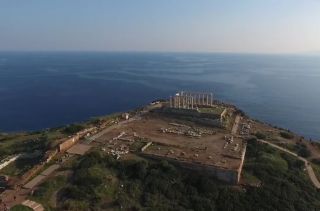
[0,50,319,56]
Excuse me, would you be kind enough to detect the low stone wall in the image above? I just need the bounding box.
[77,127,97,137]
[237,142,247,182]
[162,107,221,119]
[190,118,222,127]
[44,149,58,163]
[156,108,223,127]
[141,142,153,152]
[58,135,80,152]
[140,153,240,184]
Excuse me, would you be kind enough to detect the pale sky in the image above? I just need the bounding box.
[0,0,320,53]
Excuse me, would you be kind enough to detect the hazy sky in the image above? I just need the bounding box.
[1,0,320,53]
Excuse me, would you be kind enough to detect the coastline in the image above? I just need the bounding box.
[1,99,320,210]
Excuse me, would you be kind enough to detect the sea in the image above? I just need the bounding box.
[0,52,320,140]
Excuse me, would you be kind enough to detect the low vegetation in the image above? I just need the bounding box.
[49,140,320,211]
[62,124,85,135]
[0,134,52,176]
[255,131,266,139]
[279,131,294,139]
[294,142,311,158]
[198,106,225,115]
[311,163,320,182]
[275,141,311,158]
[0,130,64,160]
[30,175,67,210]
[10,205,33,211]
[1,155,43,176]
[312,158,320,165]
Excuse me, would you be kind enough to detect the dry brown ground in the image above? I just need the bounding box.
[95,113,245,170]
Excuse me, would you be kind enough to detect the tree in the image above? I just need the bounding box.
[280,131,294,139]
[255,132,267,139]
[63,124,84,134]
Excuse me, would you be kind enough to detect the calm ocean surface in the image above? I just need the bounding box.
[0,52,320,140]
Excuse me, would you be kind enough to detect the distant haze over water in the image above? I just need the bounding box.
[0,52,320,140]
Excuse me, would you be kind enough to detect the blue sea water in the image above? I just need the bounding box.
[0,52,320,140]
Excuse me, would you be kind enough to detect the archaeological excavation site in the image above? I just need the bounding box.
[3,90,319,211]
[88,91,248,184]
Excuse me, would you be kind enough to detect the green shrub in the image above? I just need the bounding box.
[312,158,320,165]
[62,199,89,211]
[280,131,294,139]
[63,124,84,134]
[58,147,320,211]
[281,153,305,170]
[298,147,311,158]
[10,205,33,211]
[294,143,311,158]
[89,118,102,125]
[33,175,66,199]
[255,132,267,139]
[74,166,105,187]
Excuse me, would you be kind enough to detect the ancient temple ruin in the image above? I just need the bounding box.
[169,91,214,109]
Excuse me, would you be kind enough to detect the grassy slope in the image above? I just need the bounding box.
[40,139,320,211]
[29,175,67,210]
[0,130,65,176]
[10,205,33,211]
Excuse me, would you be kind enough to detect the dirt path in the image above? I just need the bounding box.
[0,188,30,210]
[85,116,140,144]
[258,139,320,189]
[0,164,63,209]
